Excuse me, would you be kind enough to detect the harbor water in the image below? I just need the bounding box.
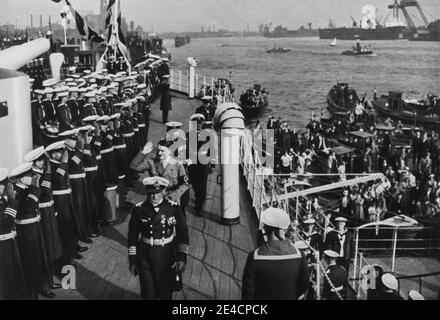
[164,36,440,127]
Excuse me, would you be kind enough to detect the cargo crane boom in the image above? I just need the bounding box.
[390,0,430,30]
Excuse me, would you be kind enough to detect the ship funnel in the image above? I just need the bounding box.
[213,102,245,225]
[0,38,50,70]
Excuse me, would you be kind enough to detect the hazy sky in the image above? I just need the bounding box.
[1,0,440,32]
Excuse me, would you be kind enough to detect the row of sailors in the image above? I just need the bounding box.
[31,81,152,148]
[0,105,152,299]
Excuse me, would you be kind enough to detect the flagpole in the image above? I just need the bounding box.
[114,0,119,58]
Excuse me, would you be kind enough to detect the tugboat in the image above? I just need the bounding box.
[341,37,375,56]
[266,46,291,53]
[372,91,440,127]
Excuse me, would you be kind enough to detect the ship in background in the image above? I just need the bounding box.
[260,22,319,38]
[319,0,411,40]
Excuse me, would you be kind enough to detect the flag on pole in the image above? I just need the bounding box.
[105,0,117,29]
[64,0,104,43]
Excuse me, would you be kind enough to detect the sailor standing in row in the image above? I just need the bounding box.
[46,141,83,265]
[31,89,47,147]
[67,87,81,126]
[128,176,189,300]
[59,129,92,243]
[10,163,55,299]
[322,250,348,300]
[57,91,76,132]
[0,168,28,300]
[301,218,323,255]
[24,147,63,290]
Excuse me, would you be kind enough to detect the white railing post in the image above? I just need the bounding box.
[203,76,206,96]
[186,70,189,94]
[392,227,398,272]
[179,70,182,92]
[315,250,321,300]
[357,252,364,299]
[211,77,214,100]
[196,74,199,97]
[353,229,359,289]
[170,69,174,90]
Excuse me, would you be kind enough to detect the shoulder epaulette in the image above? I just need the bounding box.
[135,202,143,207]
[167,199,178,206]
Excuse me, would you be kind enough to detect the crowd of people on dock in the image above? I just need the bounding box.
[267,109,440,224]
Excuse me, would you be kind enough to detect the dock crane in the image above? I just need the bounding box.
[351,16,358,27]
[388,0,429,30]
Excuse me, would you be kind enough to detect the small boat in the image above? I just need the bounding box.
[372,91,440,127]
[329,38,337,47]
[326,83,359,115]
[266,47,291,53]
[239,84,269,120]
[217,43,231,47]
[341,49,375,56]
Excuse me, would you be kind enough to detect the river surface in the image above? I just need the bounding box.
[163,36,440,128]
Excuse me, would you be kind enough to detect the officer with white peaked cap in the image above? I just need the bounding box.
[127,176,189,300]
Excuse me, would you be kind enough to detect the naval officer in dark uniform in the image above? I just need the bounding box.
[186,114,210,216]
[128,176,189,300]
[322,250,348,300]
[242,207,309,300]
[0,168,28,300]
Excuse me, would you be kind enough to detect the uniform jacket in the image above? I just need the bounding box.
[160,84,172,111]
[324,230,355,261]
[57,103,75,132]
[67,98,81,126]
[322,264,348,300]
[127,198,189,266]
[242,240,309,300]
[42,98,57,123]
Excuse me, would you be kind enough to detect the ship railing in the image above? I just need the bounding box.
[395,271,440,298]
[350,251,371,300]
[169,68,235,105]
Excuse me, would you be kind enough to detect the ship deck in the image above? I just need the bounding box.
[46,92,259,300]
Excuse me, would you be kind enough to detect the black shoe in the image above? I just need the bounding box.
[40,290,56,299]
[77,246,88,253]
[89,233,100,238]
[72,253,83,260]
[81,238,93,244]
[50,283,62,290]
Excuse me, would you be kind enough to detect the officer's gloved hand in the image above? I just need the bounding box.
[176,260,186,274]
[142,141,153,155]
[129,264,138,276]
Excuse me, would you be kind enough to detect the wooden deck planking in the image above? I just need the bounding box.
[47,93,258,300]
